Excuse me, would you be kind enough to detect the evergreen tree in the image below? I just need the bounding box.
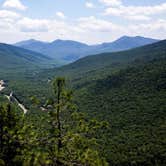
[0,77,109,166]
[45,77,109,165]
[0,103,21,166]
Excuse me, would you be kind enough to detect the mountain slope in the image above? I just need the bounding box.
[43,40,89,62]
[54,39,166,165]
[75,58,166,165]
[13,39,166,166]
[15,39,90,63]
[4,39,166,166]
[38,39,166,83]
[0,43,54,78]
[94,36,158,53]
[15,36,159,64]
[15,39,49,47]
[61,40,166,166]
[14,39,49,55]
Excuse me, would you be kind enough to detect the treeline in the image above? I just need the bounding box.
[0,78,109,166]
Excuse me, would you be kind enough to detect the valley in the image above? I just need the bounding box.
[0,37,166,166]
[0,0,165,165]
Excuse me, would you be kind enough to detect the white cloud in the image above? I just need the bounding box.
[103,2,166,21]
[1,13,166,44]
[104,3,166,16]
[56,12,66,19]
[85,2,95,8]
[17,17,49,32]
[0,4,166,44]
[0,10,21,30]
[3,0,27,11]
[78,16,122,32]
[0,10,20,19]
[99,0,122,6]
[125,15,151,21]
[130,19,166,32]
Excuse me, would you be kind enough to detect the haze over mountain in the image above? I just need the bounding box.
[0,43,54,77]
[15,36,159,64]
[38,39,165,81]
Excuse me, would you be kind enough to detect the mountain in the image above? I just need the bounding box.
[15,39,48,47]
[93,36,159,53]
[3,39,166,165]
[15,39,90,64]
[15,39,166,165]
[14,36,159,64]
[38,39,166,83]
[0,43,54,78]
[41,40,166,165]
[74,58,166,165]
[43,39,89,62]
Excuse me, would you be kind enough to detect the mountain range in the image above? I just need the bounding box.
[1,36,165,166]
[38,39,166,81]
[15,36,159,64]
[37,39,166,165]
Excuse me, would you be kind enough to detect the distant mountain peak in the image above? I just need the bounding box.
[51,39,88,45]
[52,39,63,43]
[113,36,159,46]
[26,39,37,42]
[15,39,48,47]
[117,35,158,41]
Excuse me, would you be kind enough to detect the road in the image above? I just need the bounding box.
[6,92,28,114]
[0,80,5,91]
[0,80,28,114]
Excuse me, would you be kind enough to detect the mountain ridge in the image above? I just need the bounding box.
[0,43,55,78]
[14,36,159,64]
[37,39,166,85]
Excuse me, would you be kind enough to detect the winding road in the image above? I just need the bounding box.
[0,80,28,114]
[0,80,5,91]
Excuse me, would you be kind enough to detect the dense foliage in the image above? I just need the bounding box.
[75,59,166,165]
[0,78,109,166]
[0,40,166,165]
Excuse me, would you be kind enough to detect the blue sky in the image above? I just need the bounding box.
[0,0,166,44]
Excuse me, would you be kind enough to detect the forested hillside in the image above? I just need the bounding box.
[38,40,166,84]
[0,40,166,166]
[0,43,56,79]
[75,59,166,165]
[0,0,165,164]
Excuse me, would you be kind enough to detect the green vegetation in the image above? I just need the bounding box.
[0,40,166,165]
[0,78,109,166]
[37,40,166,86]
[0,103,22,165]
[0,43,56,79]
[75,59,166,165]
